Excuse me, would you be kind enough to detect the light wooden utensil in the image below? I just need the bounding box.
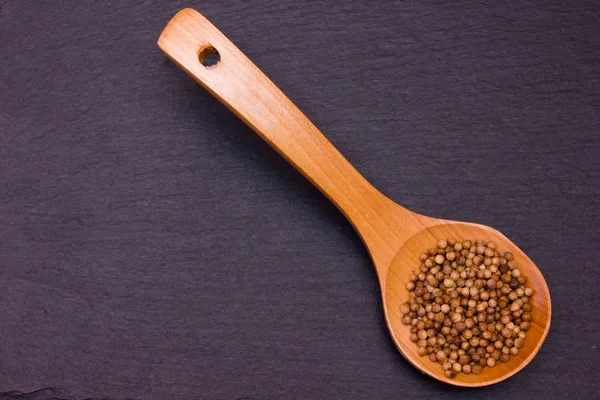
[158,8,551,387]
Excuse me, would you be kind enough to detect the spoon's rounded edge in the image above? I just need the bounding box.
[380,220,552,387]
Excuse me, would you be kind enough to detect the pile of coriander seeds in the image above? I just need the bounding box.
[400,239,533,378]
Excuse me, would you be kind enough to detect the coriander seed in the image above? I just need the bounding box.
[404,238,534,378]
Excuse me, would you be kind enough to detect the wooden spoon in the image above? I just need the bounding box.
[158,8,551,387]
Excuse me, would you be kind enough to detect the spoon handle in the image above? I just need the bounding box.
[158,9,412,269]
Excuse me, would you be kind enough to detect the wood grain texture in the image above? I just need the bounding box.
[158,8,551,387]
[157,9,415,280]
[0,0,598,398]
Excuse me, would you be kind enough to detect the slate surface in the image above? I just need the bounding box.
[1,1,599,399]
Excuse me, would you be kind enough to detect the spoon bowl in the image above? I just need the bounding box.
[158,8,551,386]
[383,219,551,386]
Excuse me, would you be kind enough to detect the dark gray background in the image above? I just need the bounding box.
[1,0,599,399]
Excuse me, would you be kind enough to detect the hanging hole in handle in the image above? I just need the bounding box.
[198,45,220,67]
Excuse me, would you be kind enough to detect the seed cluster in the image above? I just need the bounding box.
[401,239,533,378]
